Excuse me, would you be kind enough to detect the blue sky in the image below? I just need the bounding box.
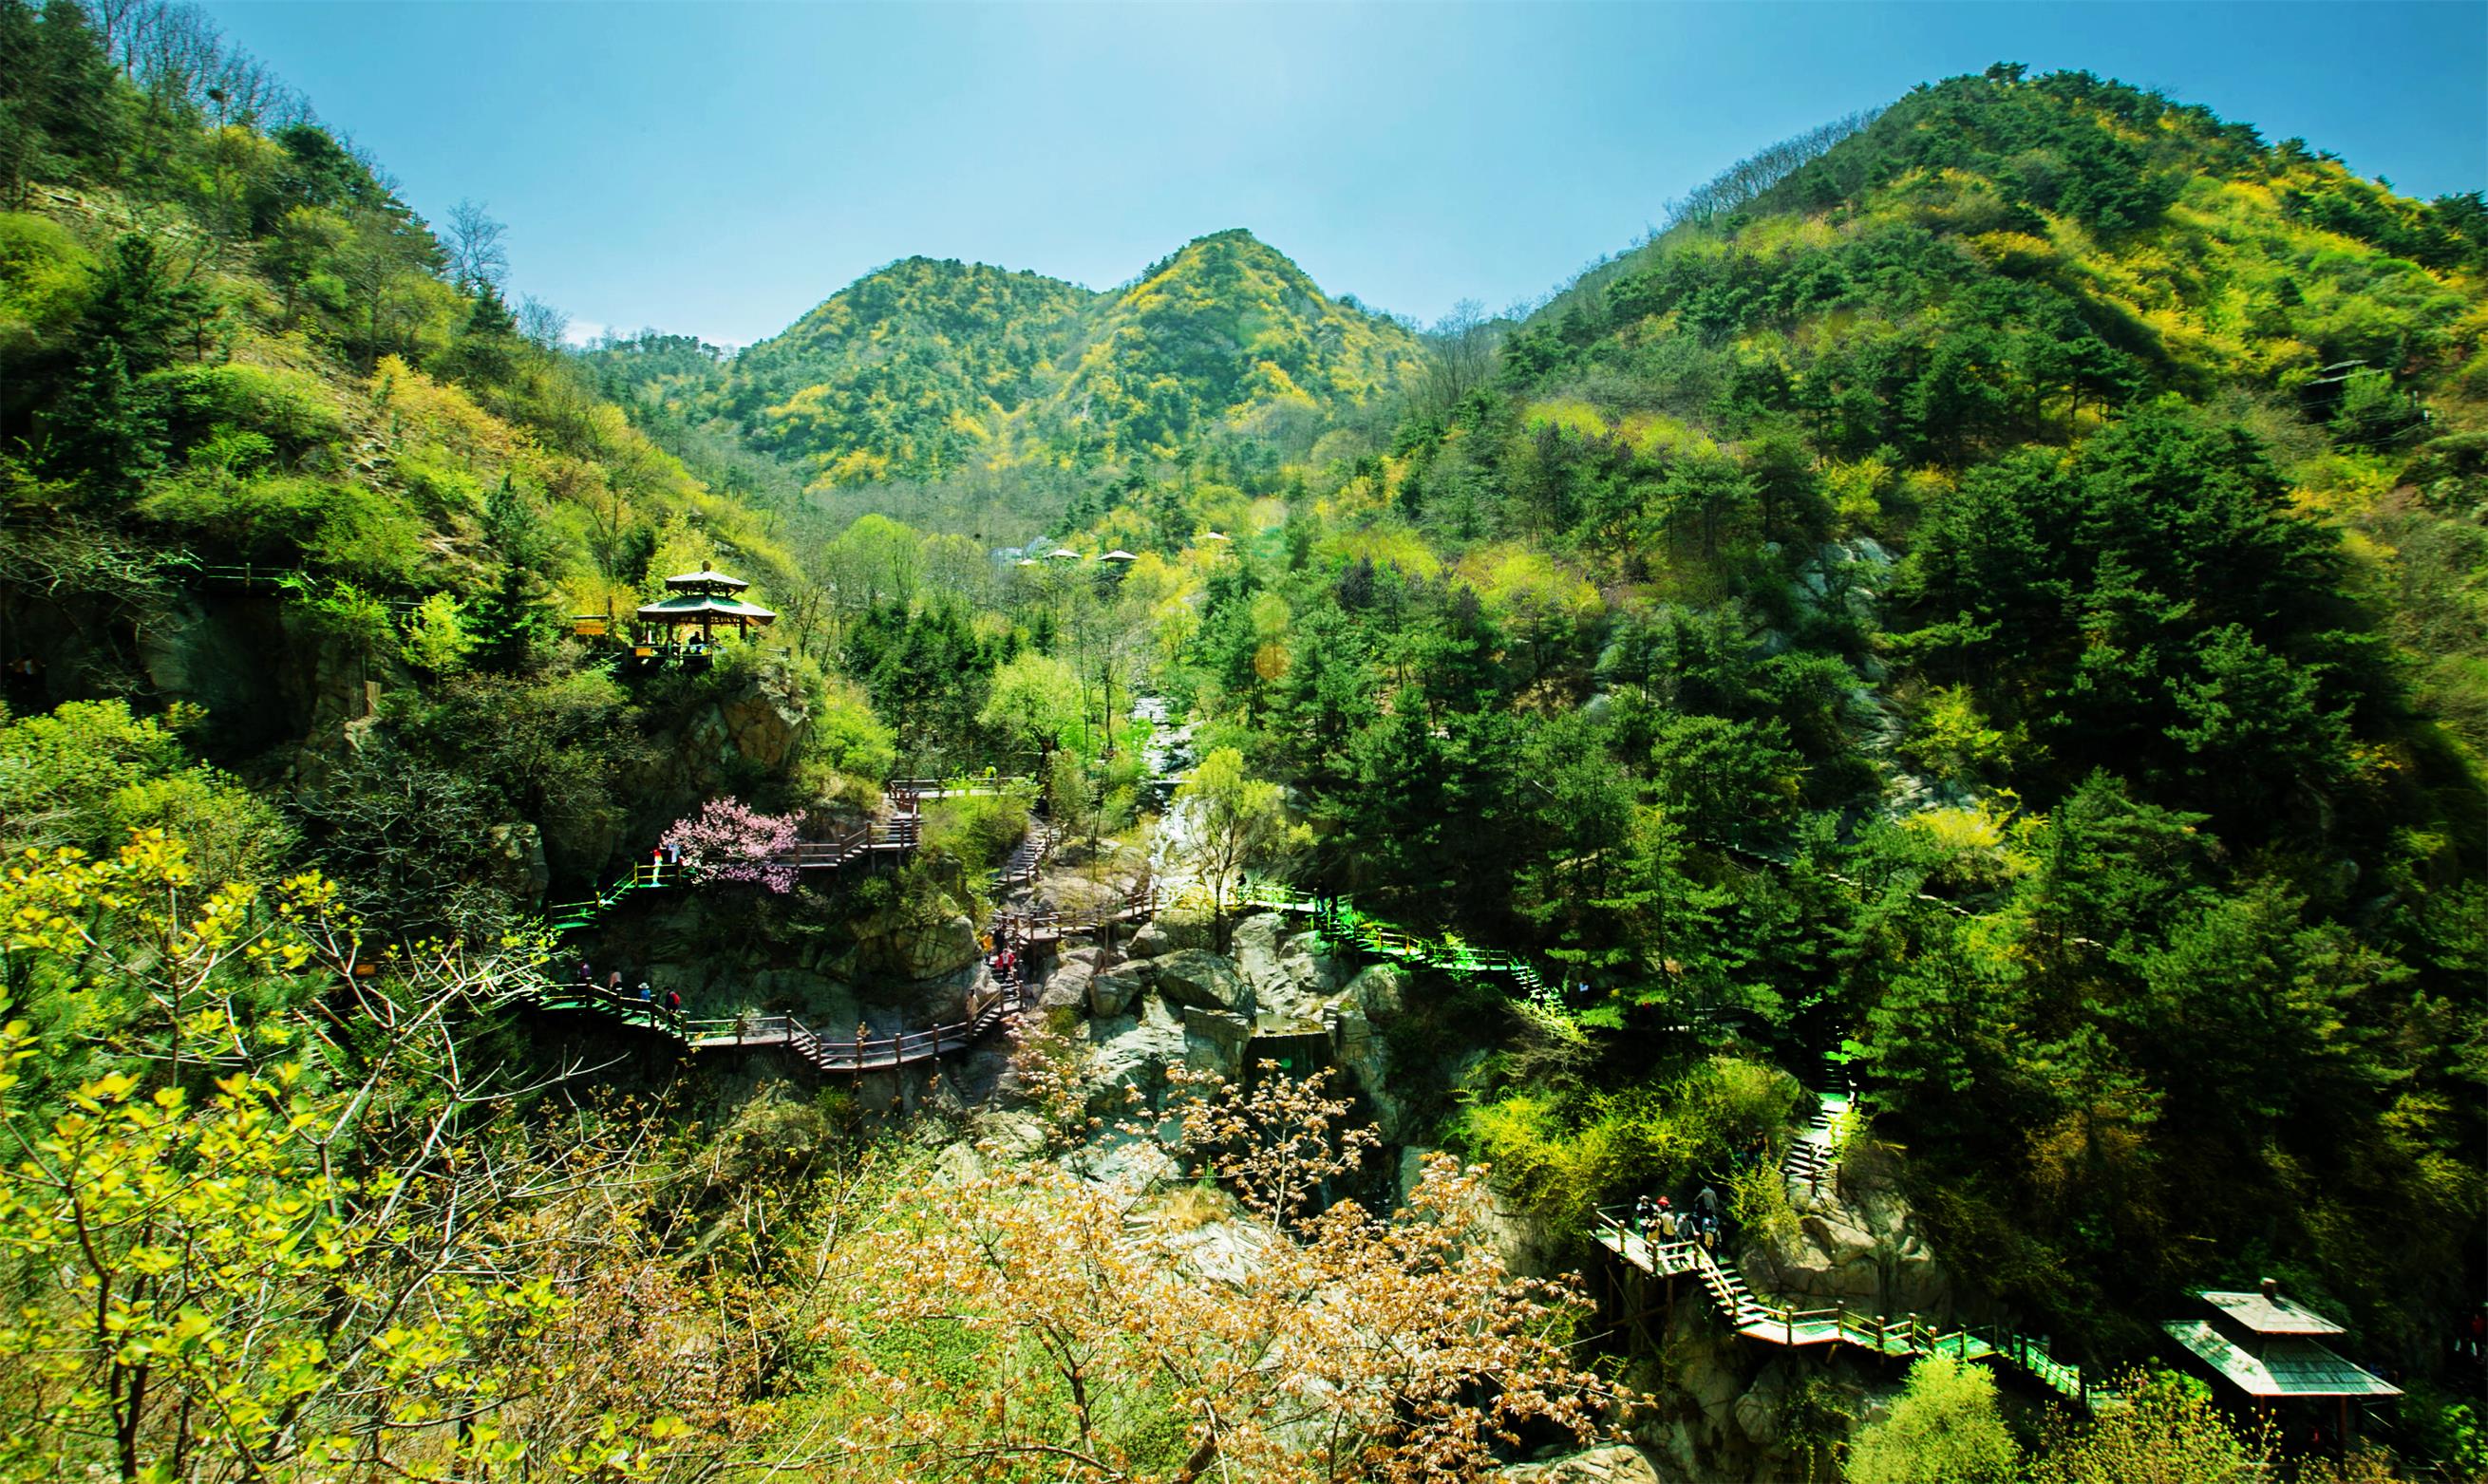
[197,1,2488,348]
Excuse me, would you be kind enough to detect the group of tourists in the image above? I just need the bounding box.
[989,930,1026,986]
[1632,1185,1727,1255]
[575,959,685,1024]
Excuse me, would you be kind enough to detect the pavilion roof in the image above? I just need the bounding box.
[2162,1321,2401,1399]
[663,566,750,592]
[2197,1290,2347,1336]
[635,592,777,625]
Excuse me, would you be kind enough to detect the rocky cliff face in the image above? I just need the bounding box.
[1737,1143,1953,1319]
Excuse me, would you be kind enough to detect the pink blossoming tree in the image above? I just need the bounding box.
[659,798,801,892]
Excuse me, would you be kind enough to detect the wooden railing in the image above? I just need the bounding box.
[685,978,1027,1071]
[992,884,1158,941]
[1225,880,1546,994]
[1590,1207,2108,1409]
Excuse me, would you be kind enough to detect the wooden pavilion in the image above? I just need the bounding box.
[634,565,776,657]
[2162,1281,2400,1445]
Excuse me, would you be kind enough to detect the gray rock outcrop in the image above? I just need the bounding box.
[1494,1446,1664,1484]
[1231,912,1348,1024]
[1181,1005,1253,1078]
[1738,1145,1951,1318]
[1088,959,1155,1018]
[1039,950,1099,1013]
[1154,949,1253,1015]
[1129,910,1213,957]
[1089,998,1188,1110]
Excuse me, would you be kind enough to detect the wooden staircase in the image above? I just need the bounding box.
[1592,1084,2119,1413]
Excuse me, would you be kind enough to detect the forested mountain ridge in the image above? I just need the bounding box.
[4,6,2486,1474]
[1133,64,2486,1395]
[719,255,1096,484]
[0,0,894,930]
[677,228,1423,492]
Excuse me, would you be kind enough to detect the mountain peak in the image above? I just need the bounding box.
[713,229,1419,482]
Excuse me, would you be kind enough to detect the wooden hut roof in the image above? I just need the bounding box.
[2161,1322,2402,1399]
[2198,1290,2348,1336]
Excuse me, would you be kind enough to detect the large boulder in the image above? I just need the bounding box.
[1129,909,1213,957]
[1154,949,1253,1015]
[1039,956,1096,1013]
[1678,1346,1747,1443]
[1089,998,1187,1111]
[1088,959,1155,1018]
[1495,1446,1664,1484]
[1230,912,1290,994]
[1343,963,1407,1017]
[1738,1145,1951,1318]
[1181,1005,1253,1078]
[1331,1001,1413,1141]
[482,821,550,903]
[1081,1134,1182,1195]
[1231,913,1346,1024]
[1733,1364,1788,1448]
[901,911,983,981]
[715,669,811,770]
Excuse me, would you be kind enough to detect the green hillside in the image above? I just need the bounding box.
[1133,64,2487,1371]
[719,255,1096,484]
[694,229,1422,493]
[1049,228,1424,464]
[0,0,875,927]
[5,10,2485,1475]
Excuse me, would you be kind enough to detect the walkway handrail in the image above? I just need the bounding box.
[1592,1163,2108,1409]
[993,884,1157,940]
[1218,878,1547,995]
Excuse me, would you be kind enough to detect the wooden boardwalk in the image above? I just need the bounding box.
[534,799,1050,1074]
[1593,1087,2115,1412]
[992,884,1157,945]
[1229,880,1546,996]
[688,977,1028,1073]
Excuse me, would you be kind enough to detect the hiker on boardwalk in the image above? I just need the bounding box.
[663,988,684,1026]
[1633,1195,1655,1242]
[606,969,624,999]
[1695,1184,1721,1224]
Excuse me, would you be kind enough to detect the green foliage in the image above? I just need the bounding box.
[2026,1369,2271,1484]
[1846,1354,2019,1484]
[714,232,1420,488]
[802,675,899,799]
[0,700,291,882]
[978,649,1083,763]
[1454,1056,1800,1233]
[398,591,479,674]
[923,789,1032,872]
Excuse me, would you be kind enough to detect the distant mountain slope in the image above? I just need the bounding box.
[1501,64,2487,459]
[705,230,1422,488]
[719,257,1096,484]
[1050,228,1423,464]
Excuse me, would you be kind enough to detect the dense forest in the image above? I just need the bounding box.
[1,3,2481,1478]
